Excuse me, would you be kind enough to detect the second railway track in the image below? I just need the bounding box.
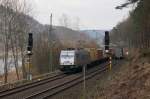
[0,63,109,99]
[24,65,109,99]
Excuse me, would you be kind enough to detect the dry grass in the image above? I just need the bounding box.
[92,50,150,99]
[0,69,23,84]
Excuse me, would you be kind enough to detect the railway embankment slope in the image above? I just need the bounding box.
[94,49,150,99]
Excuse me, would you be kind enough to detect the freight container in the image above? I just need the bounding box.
[97,49,103,59]
[85,48,104,62]
[85,48,97,61]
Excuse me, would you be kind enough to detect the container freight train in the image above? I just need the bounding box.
[59,48,108,73]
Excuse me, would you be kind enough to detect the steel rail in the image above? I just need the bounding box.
[0,72,66,98]
[25,65,109,99]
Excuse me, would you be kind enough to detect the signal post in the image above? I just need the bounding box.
[109,54,112,70]
[104,31,113,82]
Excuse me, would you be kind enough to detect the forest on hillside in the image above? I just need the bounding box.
[111,0,150,49]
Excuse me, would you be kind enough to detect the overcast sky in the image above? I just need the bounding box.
[30,0,130,30]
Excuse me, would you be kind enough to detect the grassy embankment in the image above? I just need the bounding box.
[86,49,150,99]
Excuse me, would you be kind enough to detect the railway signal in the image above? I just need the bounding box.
[27,33,33,55]
[26,33,33,80]
[104,31,110,53]
[104,31,112,70]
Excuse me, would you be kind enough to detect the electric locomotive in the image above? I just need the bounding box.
[59,48,91,72]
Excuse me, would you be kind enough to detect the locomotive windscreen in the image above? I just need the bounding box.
[60,50,75,65]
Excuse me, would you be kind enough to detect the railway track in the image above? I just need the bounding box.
[0,63,109,99]
[24,65,109,99]
[0,72,67,99]
[0,71,61,92]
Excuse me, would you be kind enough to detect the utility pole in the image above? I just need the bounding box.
[94,30,99,48]
[48,13,53,72]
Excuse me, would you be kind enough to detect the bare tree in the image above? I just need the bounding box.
[72,17,80,30]
[0,0,31,83]
[59,14,71,28]
[111,0,150,49]
[59,14,81,31]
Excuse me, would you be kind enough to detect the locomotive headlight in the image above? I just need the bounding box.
[105,50,109,53]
